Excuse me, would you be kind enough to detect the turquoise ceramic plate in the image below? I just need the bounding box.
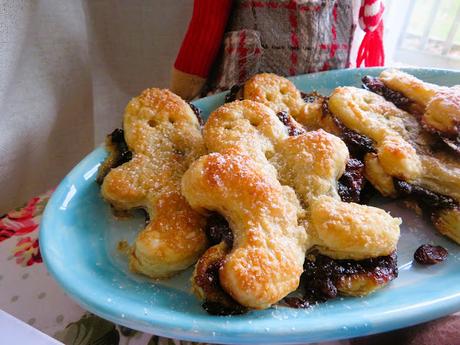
[41,68,460,344]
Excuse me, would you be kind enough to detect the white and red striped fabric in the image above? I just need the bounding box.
[356,0,385,67]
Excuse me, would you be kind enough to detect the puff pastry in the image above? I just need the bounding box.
[329,87,460,199]
[203,99,288,176]
[190,99,400,307]
[309,195,400,260]
[273,131,400,261]
[98,80,405,311]
[379,69,460,137]
[433,208,460,244]
[182,152,308,309]
[273,129,349,203]
[100,88,208,278]
[328,86,460,244]
[243,73,332,130]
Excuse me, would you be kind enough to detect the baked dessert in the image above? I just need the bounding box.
[328,85,460,244]
[243,73,333,131]
[242,73,370,203]
[184,100,400,313]
[183,100,308,311]
[242,71,460,246]
[99,88,208,278]
[182,151,308,310]
[97,74,421,314]
[272,127,400,301]
[379,69,459,139]
[362,70,460,244]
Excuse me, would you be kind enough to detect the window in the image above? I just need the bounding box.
[384,0,460,68]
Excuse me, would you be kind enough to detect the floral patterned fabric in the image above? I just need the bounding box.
[1,192,49,266]
[0,191,345,345]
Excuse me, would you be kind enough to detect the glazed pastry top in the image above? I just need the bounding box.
[200,99,401,261]
[380,69,460,136]
[182,152,308,309]
[273,129,349,204]
[309,195,401,260]
[101,88,208,278]
[244,73,325,129]
[328,86,460,202]
[328,86,422,181]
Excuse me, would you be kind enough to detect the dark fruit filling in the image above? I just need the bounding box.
[414,244,448,265]
[96,128,133,185]
[225,84,243,103]
[140,209,150,225]
[283,297,311,309]
[337,159,365,203]
[331,116,376,159]
[195,257,247,316]
[394,179,458,211]
[276,111,305,136]
[301,91,322,104]
[202,300,247,316]
[188,102,204,126]
[438,135,460,155]
[431,131,458,159]
[320,99,376,159]
[195,259,224,295]
[109,128,133,166]
[205,213,234,247]
[198,213,246,315]
[359,181,380,205]
[301,251,398,302]
[362,75,412,110]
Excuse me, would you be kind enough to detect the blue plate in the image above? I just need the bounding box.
[40,68,460,344]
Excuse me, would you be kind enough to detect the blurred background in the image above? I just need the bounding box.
[0,0,459,212]
[383,0,460,69]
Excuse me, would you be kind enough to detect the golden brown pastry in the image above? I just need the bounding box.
[328,87,460,199]
[272,129,400,296]
[97,80,406,311]
[243,73,333,130]
[204,100,349,206]
[379,69,460,137]
[203,99,288,175]
[100,88,208,278]
[328,86,460,244]
[193,99,401,304]
[329,87,423,182]
[243,73,306,118]
[432,207,460,244]
[182,152,308,309]
[309,195,400,260]
[273,129,349,203]
[363,152,396,197]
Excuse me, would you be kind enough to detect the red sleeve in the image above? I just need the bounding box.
[174,0,233,78]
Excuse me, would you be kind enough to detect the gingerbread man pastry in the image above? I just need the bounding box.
[100,88,208,278]
[183,100,400,313]
[244,72,460,245]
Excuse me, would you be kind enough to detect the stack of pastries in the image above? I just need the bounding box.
[97,69,459,314]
